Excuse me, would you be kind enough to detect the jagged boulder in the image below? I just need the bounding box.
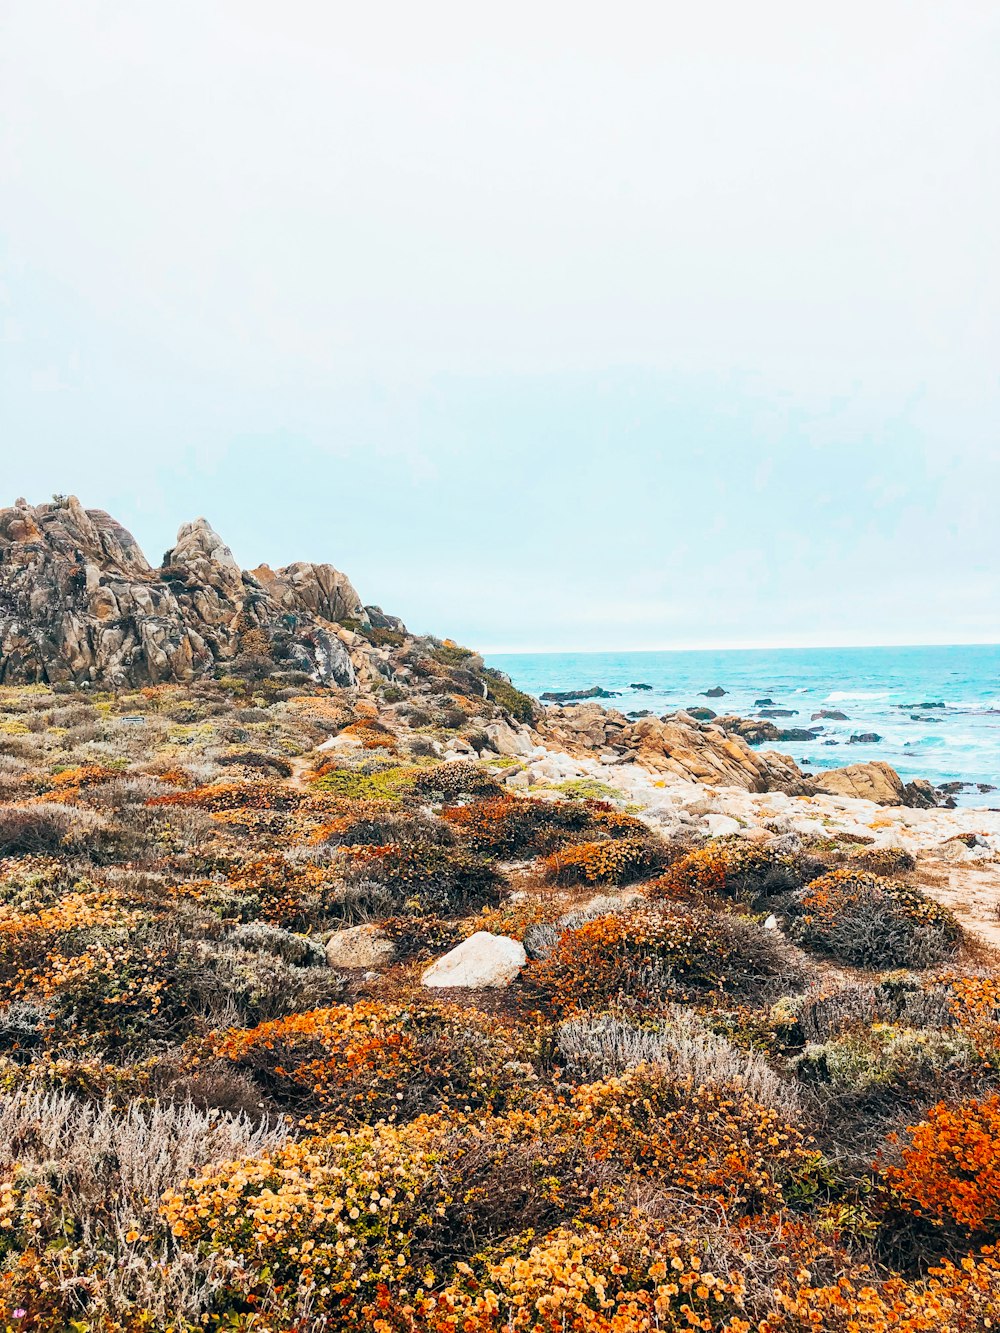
[0,496,360,688]
[536,704,809,794]
[539,702,631,752]
[0,496,212,686]
[252,561,367,627]
[811,761,905,806]
[622,714,808,793]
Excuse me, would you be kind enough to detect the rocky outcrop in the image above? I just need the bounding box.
[537,704,810,794]
[811,761,905,805]
[0,497,212,686]
[252,561,367,627]
[540,686,620,702]
[716,715,818,745]
[623,713,808,793]
[0,496,367,688]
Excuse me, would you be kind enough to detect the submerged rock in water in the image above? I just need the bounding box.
[812,709,849,721]
[630,682,653,690]
[702,685,728,698]
[541,686,620,702]
[848,732,882,744]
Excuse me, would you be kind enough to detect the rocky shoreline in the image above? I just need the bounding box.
[2,494,998,924]
[3,496,1000,1326]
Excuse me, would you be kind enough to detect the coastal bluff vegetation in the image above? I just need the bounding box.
[0,495,999,1330]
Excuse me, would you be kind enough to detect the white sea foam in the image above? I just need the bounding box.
[825,691,893,702]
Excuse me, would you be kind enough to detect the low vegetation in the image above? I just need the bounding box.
[0,674,995,1331]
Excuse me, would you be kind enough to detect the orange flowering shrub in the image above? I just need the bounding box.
[542,836,669,887]
[0,889,131,996]
[405,1073,810,1253]
[414,1222,750,1333]
[157,1072,804,1328]
[341,841,504,916]
[161,1123,439,1325]
[767,1246,1000,1331]
[33,763,119,802]
[947,975,1000,1058]
[444,795,650,859]
[790,869,960,968]
[204,1001,530,1120]
[882,1096,1000,1235]
[305,798,400,845]
[562,1073,808,1214]
[650,845,730,901]
[217,853,336,927]
[527,904,798,1015]
[146,779,304,811]
[341,718,400,752]
[650,841,804,909]
[13,931,187,1050]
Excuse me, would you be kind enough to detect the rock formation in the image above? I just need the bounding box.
[811,761,905,805]
[0,496,379,688]
[537,703,811,794]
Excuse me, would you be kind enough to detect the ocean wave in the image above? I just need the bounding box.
[825,690,893,702]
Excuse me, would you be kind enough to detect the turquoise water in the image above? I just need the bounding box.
[486,645,1000,806]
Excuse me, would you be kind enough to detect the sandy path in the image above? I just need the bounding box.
[918,857,1000,954]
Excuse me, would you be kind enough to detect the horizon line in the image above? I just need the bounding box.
[478,638,1000,657]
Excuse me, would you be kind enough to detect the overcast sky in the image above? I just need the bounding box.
[2,2,998,651]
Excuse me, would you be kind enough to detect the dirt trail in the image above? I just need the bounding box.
[287,753,316,791]
[919,857,1000,954]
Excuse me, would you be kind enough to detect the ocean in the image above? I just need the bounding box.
[485,645,1000,807]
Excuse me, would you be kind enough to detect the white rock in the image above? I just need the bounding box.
[421,932,526,989]
[937,836,993,863]
[764,914,779,930]
[789,818,827,838]
[326,924,396,970]
[704,813,741,837]
[317,733,363,752]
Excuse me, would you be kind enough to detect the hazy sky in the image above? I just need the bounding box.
[2,2,998,651]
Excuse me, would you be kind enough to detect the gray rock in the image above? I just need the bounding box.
[325,924,396,970]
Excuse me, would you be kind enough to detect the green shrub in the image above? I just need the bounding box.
[482,668,538,724]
